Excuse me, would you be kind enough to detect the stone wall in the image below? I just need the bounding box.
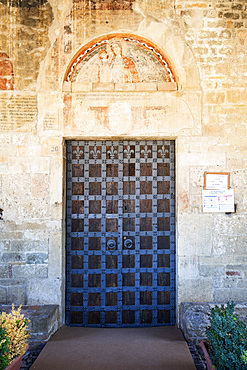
[0,0,246,324]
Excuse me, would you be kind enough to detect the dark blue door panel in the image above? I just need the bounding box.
[66,140,175,327]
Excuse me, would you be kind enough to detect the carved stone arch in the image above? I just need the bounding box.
[63,32,178,86]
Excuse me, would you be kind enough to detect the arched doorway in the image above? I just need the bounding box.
[64,33,177,327]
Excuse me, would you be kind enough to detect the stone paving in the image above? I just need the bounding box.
[0,304,206,369]
[20,341,206,370]
[20,332,206,370]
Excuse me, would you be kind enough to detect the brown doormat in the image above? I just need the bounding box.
[31,326,196,370]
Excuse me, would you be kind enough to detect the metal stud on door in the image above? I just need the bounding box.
[66,140,175,327]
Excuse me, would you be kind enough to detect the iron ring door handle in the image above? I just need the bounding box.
[124,238,133,249]
[107,239,117,251]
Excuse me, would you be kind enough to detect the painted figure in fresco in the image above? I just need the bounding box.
[97,49,112,83]
[97,38,139,83]
[0,51,14,90]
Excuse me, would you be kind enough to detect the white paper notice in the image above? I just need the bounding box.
[203,189,234,213]
[205,173,229,190]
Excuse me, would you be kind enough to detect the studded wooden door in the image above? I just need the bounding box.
[66,140,175,327]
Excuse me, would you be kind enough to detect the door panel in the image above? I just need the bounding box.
[66,140,175,327]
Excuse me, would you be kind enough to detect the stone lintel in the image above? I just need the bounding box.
[135,82,157,91]
[65,82,178,92]
[92,82,114,92]
[72,82,92,92]
[158,82,178,91]
[115,83,136,91]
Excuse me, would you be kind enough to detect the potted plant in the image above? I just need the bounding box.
[0,304,30,370]
[0,324,10,370]
[200,301,247,370]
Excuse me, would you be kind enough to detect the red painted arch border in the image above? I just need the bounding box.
[63,32,178,84]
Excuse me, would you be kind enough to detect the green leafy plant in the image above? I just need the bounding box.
[241,350,247,365]
[206,301,247,370]
[0,324,10,370]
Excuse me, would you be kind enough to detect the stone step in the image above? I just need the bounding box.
[180,302,247,344]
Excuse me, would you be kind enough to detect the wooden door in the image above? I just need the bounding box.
[66,140,175,327]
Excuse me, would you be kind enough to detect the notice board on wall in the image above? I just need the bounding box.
[203,189,234,213]
[202,172,234,213]
[204,172,230,190]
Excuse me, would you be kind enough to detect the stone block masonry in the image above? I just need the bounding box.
[0,0,246,326]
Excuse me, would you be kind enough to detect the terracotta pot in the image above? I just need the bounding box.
[5,345,29,370]
[200,340,215,370]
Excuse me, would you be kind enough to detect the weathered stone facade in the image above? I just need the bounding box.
[0,0,246,325]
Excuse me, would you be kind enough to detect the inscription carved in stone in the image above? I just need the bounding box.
[43,113,58,130]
